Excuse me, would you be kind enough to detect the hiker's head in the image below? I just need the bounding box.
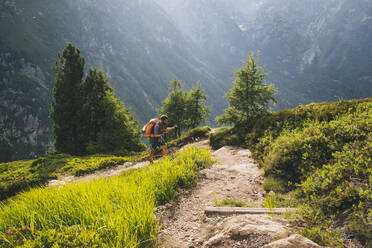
[160,115,168,124]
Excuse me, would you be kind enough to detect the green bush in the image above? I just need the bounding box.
[248,98,371,148]
[300,138,371,246]
[262,122,332,184]
[262,175,288,193]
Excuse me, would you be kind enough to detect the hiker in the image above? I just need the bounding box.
[149,115,177,163]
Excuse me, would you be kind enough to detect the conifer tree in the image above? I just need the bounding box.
[185,81,210,130]
[81,69,109,148]
[158,78,187,137]
[50,43,85,155]
[216,52,277,132]
[82,69,145,154]
[51,43,145,155]
[158,78,210,138]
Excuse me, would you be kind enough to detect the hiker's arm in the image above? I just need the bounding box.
[165,125,177,132]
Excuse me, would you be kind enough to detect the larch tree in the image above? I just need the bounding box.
[158,78,210,138]
[216,52,277,132]
[185,81,210,130]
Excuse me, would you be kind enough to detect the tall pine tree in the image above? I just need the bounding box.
[51,43,145,155]
[216,52,277,132]
[158,78,187,137]
[50,43,85,155]
[81,69,109,149]
[185,81,210,130]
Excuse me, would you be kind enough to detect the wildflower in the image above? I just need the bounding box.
[23,226,31,232]
[7,229,13,235]
[14,231,19,236]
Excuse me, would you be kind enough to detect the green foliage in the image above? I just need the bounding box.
[259,101,371,186]
[262,176,287,193]
[0,153,146,201]
[209,127,243,150]
[184,81,211,130]
[51,43,85,155]
[158,78,210,138]
[248,98,372,149]
[263,191,278,210]
[0,147,214,247]
[51,44,145,155]
[84,70,145,154]
[216,52,277,132]
[300,138,371,246]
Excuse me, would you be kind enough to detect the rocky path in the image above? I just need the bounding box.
[156,140,321,248]
[48,138,322,247]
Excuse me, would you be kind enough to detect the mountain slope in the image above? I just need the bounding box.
[0,0,227,162]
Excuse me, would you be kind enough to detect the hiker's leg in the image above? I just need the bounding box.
[149,148,155,161]
[161,145,167,158]
[149,142,157,162]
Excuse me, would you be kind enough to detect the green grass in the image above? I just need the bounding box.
[0,152,148,201]
[215,198,257,208]
[0,147,214,247]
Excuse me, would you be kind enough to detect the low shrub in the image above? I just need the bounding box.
[262,175,288,193]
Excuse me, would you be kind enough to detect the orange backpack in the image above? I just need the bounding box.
[142,118,159,138]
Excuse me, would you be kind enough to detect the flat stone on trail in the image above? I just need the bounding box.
[262,234,322,248]
[203,215,292,244]
[205,206,295,215]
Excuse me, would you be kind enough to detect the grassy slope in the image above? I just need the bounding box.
[0,147,214,247]
[0,126,211,201]
[0,152,147,201]
[209,98,371,247]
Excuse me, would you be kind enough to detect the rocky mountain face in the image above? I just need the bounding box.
[155,0,372,108]
[1,0,372,162]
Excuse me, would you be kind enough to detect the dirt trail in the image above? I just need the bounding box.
[156,140,301,248]
[48,161,150,187]
[49,138,321,247]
